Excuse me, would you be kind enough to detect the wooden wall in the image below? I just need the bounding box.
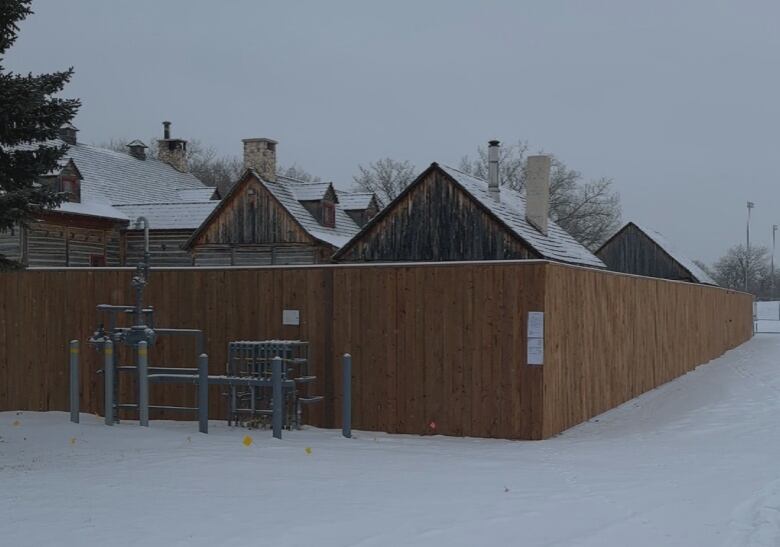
[336,170,538,262]
[0,261,752,439]
[596,223,695,282]
[542,263,753,437]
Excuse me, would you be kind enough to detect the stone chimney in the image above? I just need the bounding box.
[242,138,278,181]
[488,140,500,197]
[526,155,551,235]
[58,123,78,145]
[157,121,188,172]
[126,140,148,160]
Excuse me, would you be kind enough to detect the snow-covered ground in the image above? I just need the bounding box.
[3,335,780,546]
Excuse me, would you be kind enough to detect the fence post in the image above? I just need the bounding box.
[138,341,149,427]
[342,353,352,439]
[69,340,79,424]
[198,353,209,434]
[104,339,114,426]
[272,356,283,439]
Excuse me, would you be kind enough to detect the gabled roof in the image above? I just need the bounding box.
[599,222,718,285]
[337,191,378,211]
[334,163,605,268]
[114,202,219,230]
[14,138,214,226]
[184,170,364,250]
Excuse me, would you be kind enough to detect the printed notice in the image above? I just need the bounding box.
[527,338,544,365]
[527,311,544,366]
[282,309,300,326]
[527,312,544,338]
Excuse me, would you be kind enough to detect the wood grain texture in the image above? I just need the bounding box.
[0,261,752,439]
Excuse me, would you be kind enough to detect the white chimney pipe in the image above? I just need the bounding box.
[526,155,551,235]
[488,140,500,196]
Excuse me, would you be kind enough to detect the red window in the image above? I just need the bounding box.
[89,255,106,267]
[322,201,335,228]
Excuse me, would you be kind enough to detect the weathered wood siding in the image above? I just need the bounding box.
[24,220,119,267]
[336,170,537,262]
[596,223,693,281]
[0,228,22,261]
[195,176,312,246]
[125,230,194,267]
[190,174,329,264]
[0,262,752,440]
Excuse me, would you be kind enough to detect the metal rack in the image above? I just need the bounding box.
[226,340,323,429]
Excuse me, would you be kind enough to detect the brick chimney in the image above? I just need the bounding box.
[526,155,551,235]
[157,121,188,172]
[58,123,78,145]
[126,140,148,160]
[242,138,277,181]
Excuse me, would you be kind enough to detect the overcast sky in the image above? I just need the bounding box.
[7,0,780,263]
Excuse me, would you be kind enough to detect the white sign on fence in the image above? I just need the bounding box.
[527,311,544,366]
[282,309,300,326]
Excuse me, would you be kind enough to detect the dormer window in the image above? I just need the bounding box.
[60,175,81,203]
[322,201,335,228]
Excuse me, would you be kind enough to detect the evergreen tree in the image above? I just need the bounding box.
[0,0,80,269]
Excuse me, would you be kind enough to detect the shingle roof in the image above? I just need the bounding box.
[114,202,219,230]
[285,180,335,202]
[337,191,376,210]
[626,222,718,285]
[177,188,217,201]
[439,165,605,267]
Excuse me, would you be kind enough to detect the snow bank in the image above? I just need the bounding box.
[3,335,780,546]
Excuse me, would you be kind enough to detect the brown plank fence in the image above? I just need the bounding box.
[0,261,752,439]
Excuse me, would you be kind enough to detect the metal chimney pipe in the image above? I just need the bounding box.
[488,140,500,196]
[162,121,171,140]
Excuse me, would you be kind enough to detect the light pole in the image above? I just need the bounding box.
[773,224,778,301]
[746,201,754,292]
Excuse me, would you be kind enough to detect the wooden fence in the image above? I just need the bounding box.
[0,261,752,439]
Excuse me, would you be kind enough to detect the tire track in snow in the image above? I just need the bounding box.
[728,478,780,547]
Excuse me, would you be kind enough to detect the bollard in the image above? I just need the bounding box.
[104,340,114,426]
[342,353,352,438]
[272,356,283,439]
[138,341,149,427]
[69,340,79,424]
[198,353,209,434]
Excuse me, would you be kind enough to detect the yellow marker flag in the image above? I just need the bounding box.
[305,447,312,455]
[242,435,253,447]
[70,437,76,445]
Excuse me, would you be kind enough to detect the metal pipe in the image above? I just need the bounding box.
[198,353,209,434]
[138,341,149,427]
[104,340,114,426]
[69,340,79,424]
[342,353,352,438]
[272,356,283,439]
[488,140,500,195]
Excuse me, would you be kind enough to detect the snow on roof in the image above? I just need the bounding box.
[337,191,376,210]
[630,222,718,285]
[114,201,219,230]
[439,165,605,268]
[177,188,217,201]
[259,172,361,248]
[56,200,128,221]
[284,180,335,202]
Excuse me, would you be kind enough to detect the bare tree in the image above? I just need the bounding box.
[459,141,622,249]
[711,244,769,295]
[278,164,321,182]
[353,158,416,205]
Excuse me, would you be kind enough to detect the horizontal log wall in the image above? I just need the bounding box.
[0,262,753,439]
